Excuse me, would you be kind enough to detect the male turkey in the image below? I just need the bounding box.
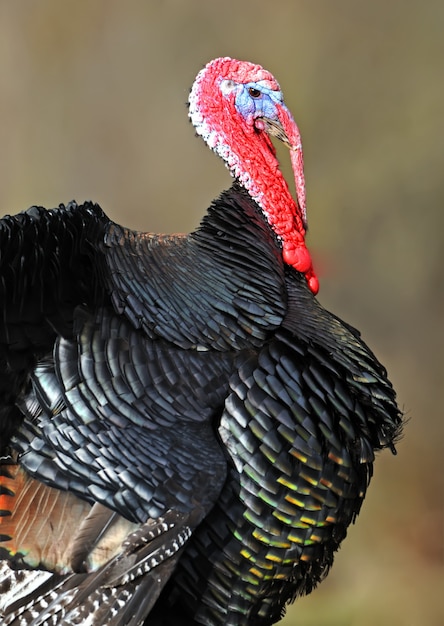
[0,57,402,625]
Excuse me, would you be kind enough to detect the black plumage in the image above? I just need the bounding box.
[0,184,401,625]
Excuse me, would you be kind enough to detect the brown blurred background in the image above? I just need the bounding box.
[0,1,442,624]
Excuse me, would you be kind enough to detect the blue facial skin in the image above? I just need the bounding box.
[234,81,284,122]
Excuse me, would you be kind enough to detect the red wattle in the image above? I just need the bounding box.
[307,272,319,295]
[282,242,319,294]
[282,242,312,273]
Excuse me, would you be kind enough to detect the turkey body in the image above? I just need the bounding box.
[0,58,402,626]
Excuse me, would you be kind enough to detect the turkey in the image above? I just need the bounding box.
[0,57,402,625]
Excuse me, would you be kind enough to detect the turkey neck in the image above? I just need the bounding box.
[188,59,318,293]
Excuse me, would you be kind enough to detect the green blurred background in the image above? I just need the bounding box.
[0,1,442,624]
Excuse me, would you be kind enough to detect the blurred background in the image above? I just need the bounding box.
[0,1,442,624]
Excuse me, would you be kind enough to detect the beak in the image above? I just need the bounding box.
[261,104,307,228]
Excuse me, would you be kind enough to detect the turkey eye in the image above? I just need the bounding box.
[248,87,261,98]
